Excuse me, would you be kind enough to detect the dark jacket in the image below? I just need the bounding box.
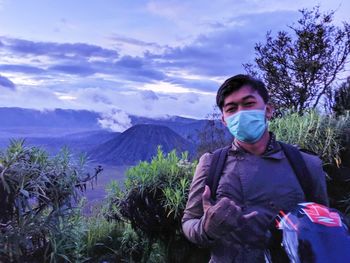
[182,138,329,263]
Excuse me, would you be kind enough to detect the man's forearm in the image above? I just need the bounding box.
[182,216,216,247]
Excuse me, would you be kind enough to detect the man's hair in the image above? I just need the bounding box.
[216,74,269,111]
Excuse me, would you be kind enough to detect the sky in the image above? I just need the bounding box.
[0,0,349,121]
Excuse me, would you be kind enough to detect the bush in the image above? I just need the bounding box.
[333,77,350,116]
[0,140,102,262]
[269,110,350,213]
[269,110,350,165]
[105,146,209,263]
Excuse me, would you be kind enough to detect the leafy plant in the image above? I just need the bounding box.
[333,77,350,116]
[269,110,350,213]
[0,140,102,262]
[106,146,209,262]
[269,110,350,165]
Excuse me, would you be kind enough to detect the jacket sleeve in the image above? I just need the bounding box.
[302,152,329,206]
[181,152,216,247]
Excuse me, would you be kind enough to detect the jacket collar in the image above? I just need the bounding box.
[228,132,284,160]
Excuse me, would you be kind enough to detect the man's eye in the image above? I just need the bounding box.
[227,108,236,112]
[245,102,254,106]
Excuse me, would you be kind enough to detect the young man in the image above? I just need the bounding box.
[182,74,329,262]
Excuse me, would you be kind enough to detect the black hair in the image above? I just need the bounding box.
[216,74,269,111]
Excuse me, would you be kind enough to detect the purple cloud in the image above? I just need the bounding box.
[115,55,144,68]
[0,75,15,90]
[165,76,218,92]
[0,10,300,95]
[0,64,45,74]
[111,35,163,49]
[141,90,159,101]
[49,64,96,76]
[146,10,299,77]
[92,94,113,105]
[0,37,119,59]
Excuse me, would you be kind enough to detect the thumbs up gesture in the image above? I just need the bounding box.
[202,185,258,239]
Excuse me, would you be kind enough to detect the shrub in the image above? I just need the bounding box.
[106,146,209,262]
[269,110,350,165]
[269,110,350,213]
[0,140,102,262]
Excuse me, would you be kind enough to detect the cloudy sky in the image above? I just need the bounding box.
[0,0,349,119]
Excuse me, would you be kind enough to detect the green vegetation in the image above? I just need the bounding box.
[269,110,350,165]
[333,77,350,116]
[2,4,350,262]
[0,140,102,262]
[269,110,350,212]
[1,110,350,262]
[104,147,209,262]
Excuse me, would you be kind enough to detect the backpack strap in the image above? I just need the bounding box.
[206,142,315,202]
[205,145,231,201]
[278,142,314,202]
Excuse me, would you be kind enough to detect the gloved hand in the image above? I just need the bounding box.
[202,185,257,239]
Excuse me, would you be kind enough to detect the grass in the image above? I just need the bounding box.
[269,110,350,166]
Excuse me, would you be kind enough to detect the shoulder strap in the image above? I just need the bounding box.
[206,145,231,201]
[206,143,315,202]
[279,142,314,202]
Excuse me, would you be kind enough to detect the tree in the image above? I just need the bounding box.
[333,77,350,115]
[195,106,231,158]
[244,6,350,114]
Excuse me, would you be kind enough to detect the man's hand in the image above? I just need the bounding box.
[202,185,258,239]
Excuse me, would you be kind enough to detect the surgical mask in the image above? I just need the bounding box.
[225,108,267,144]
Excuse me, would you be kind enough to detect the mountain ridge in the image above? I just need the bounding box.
[88,124,195,165]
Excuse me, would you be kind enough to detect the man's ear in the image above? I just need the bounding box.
[221,114,227,127]
[266,104,274,120]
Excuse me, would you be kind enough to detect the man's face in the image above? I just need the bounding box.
[221,85,273,126]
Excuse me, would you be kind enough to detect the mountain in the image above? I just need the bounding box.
[88,124,195,165]
[0,107,102,138]
[0,130,118,154]
[0,107,231,163]
[130,115,207,143]
[0,107,207,141]
[0,107,100,128]
[25,130,119,155]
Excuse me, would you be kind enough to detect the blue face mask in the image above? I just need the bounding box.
[225,108,267,144]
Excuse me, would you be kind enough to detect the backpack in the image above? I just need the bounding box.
[205,142,315,202]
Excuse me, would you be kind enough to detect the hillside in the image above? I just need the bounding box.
[89,124,195,165]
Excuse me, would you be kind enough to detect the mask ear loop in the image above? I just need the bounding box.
[262,105,268,126]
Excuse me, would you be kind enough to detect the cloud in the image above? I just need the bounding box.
[92,94,113,105]
[0,37,119,59]
[0,64,45,74]
[97,108,132,132]
[185,93,200,104]
[0,37,167,83]
[146,10,300,77]
[0,8,306,118]
[115,55,144,68]
[102,55,166,82]
[49,64,96,76]
[166,76,219,92]
[158,93,178,101]
[141,90,159,101]
[146,0,189,21]
[0,75,15,90]
[111,35,163,49]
